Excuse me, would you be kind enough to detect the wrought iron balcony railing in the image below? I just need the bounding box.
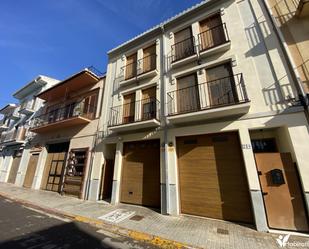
[167,73,249,116]
[121,54,157,80]
[31,102,96,129]
[0,127,26,143]
[197,23,230,52]
[171,36,196,62]
[108,97,160,127]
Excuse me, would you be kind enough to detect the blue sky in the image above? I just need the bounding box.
[0,0,202,106]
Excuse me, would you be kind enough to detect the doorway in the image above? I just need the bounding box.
[250,129,309,232]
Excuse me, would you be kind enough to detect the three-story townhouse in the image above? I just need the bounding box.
[101,0,309,233]
[27,68,105,199]
[0,75,59,185]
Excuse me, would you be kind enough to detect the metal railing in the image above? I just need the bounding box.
[171,36,196,62]
[108,97,160,127]
[198,23,229,52]
[0,127,26,143]
[31,102,96,129]
[137,54,157,75]
[20,100,35,111]
[167,73,249,116]
[121,54,157,80]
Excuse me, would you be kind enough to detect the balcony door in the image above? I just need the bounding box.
[142,86,156,120]
[206,63,238,106]
[199,14,225,51]
[174,27,194,61]
[177,73,200,113]
[83,93,98,120]
[123,93,135,124]
[142,44,156,73]
[125,53,137,80]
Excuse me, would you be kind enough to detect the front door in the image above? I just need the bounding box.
[23,153,39,188]
[41,142,69,193]
[255,153,309,231]
[7,153,22,184]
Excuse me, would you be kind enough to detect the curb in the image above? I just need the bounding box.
[0,191,200,249]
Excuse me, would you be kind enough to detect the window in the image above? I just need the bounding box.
[173,27,195,61]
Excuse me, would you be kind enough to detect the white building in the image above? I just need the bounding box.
[97,0,309,233]
[0,75,59,186]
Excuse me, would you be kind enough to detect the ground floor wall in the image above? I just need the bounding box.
[97,110,309,232]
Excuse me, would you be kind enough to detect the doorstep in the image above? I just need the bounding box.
[0,183,308,249]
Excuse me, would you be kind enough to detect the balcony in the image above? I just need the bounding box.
[197,23,231,58]
[120,54,158,86]
[0,127,26,145]
[108,97,160,132]
[166,74,250,124]
[0,120,8,132]
[171,36,197,68]
[295,0,309,17]
[19,100,35,115]
[30,102,96,133]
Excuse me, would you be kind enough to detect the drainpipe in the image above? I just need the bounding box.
[261,0,309,123]
[160,24,170,215]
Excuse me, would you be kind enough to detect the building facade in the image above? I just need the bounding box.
[25,68,105,199]
[100,0,309,233]
[0,76,59,185]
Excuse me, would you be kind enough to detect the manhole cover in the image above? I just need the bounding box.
[217,228,229,235]
[98,209,135,223]
[130,215,144,221]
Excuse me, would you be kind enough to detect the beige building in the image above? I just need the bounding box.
[17,68,105,199]
[98,0,309,233]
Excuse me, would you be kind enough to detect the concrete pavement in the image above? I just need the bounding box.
[0,182,308,249]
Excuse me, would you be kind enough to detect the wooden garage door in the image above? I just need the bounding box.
[121,140,160,208]
[23,153,39,188]
[7,155,22,184]
[177,132,253,223]
[41,142,69,192]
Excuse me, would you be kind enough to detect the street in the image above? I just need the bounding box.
[0,197,158,249]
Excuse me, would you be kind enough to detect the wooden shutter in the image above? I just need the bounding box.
[177,74,199,113]
[199,14,225,50]
[123,93,135,123]
[142,87,156,120]
[125,53,137,79]
[143,44,156,73]
[206,63,237,106]
[83,93,98,119]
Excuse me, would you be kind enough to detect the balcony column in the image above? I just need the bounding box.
[111,141,123,205]
[135,90,142,122]
[191,22,200,51]
[238,127,268,232]
[137,48,143,75]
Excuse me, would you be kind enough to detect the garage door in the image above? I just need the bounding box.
[23,153,39,188]
[121,140,160,208]
[7,154,22,184]
[177,132,253,223]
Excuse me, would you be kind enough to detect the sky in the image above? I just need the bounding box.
[0,0,202,106]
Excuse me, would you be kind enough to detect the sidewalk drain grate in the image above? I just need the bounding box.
[130,215,144,221]
[217,228,229,235]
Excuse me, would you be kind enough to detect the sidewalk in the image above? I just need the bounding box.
[0,183,308,249]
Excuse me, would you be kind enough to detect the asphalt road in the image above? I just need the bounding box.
[0,196,158,249]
